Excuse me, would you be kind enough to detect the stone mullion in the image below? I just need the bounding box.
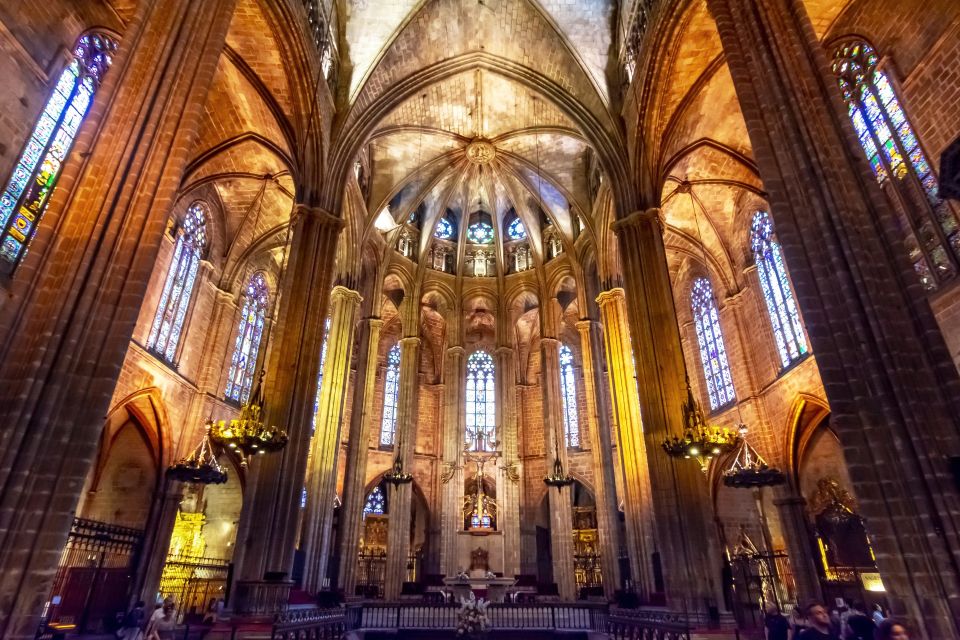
[336,318,383,596]
[0,0,237,634]
[383,336,421,600]
[612,212,722,619]
[230,207,343,599]
[707,0,960,634]
[540,336,577,600]
[596,288,654,597]
[576,320,622,598]
[496,346,521,577]
[439,346,465,576]
[301,286,362,593]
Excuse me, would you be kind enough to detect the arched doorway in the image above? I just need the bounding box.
[571,481,603,598]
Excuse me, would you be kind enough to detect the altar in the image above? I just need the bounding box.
[442,576,517,603]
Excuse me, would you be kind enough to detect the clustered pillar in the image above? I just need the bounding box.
[336,317,384,597]
[301,285,362,593]
[0,0,237,634]
[439,345,465,576]
[496,345,522,578]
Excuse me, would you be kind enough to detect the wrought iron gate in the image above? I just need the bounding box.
[45,518,144,633]
[356,549,386,598]
[159,555,231,623]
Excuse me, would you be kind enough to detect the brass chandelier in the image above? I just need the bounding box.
[661,380,739,470]
[166,425,228,485]
[722,425,785,488]
[209,371,288,464]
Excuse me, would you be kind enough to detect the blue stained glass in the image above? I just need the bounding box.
[380,344,401,446]
[467,221,494,244]
[507,217,526,240]
[0,32,117,269]
[147,203,208,363]
[899,125,916,150]
[559,344,579,448]
[310,317,332,434]
[225,272,270,403]
[465,350,496,451]
[750,211,808,369]
[887,101,906,128]
[435,217,454,240]
[691,277,735,410]
[0,193,15,226]
[874,72,896,105]
[861,89,883,123]
[364,486,386,516]
[851,109,868,138]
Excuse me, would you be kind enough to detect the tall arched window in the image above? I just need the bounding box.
[225,271,270,403]
[364,484,387,517]
[691,277,735,410]
[750,211,808,368]
[379,344,401,446]
[466,350,496,451]
[832,39,959,289]
[0,33,118,270]
[147,202,208,362]
[559,344,580,448]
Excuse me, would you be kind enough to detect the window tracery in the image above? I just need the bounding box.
[364,485,386,517]
[0,32,118,269]
[465,350,496,451]
[750,211,808,368]
[691,277,735,410]
[380,344,401,446]
[507,217,526,240]
[147,202,209,363]
[559,344,580,448]
[225,271,270,403]
[435,217,454,240]
[467,221,494,244]
[832,39,959,289]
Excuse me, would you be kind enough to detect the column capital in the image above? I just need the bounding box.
[575,319,600,334]
[539,336,560,347]
[495,345,514,356]
[330,285,363,306]
[365,317,385,330]
[446,345,465,355]
[595,287,626,308]
[293,204,345,229]
[399,336,421,347]
[610,208,662,234]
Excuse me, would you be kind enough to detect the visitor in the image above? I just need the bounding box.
[763,602,791,640]
[871,604,886,626]
[842,601,874,640]
[118,601,145,640]
[789,602,808,636]
[797,602,840,640]
[201,598,223,624]
[875,619,909,640]
[145,598,176,640]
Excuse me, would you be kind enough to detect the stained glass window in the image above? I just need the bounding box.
[559,344,580,448]
[435,217,454,240]
[832,39,959,289]
[691,277,735,410]
[364,485,386,517]
[507,217,527,240]
[466,350,496,451]
[147,202,208,362]
[0,33,118,270]
[467,221,494,244]
[750,211,808,368]
[380,344,401,446]
[225,272,270,403]
[311,317,332,434]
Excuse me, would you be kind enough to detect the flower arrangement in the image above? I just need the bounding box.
[456,593,489,638]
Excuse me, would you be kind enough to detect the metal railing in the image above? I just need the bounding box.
[272,608,347,640]
[606,607,691,640]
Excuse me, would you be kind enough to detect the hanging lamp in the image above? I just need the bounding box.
[661,378,738,471]
[209,370,288,465]
[166,425,228,485]
[722,425,785,488]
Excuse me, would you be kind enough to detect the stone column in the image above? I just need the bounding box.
[596,288,655,597]
[772,490,823,605]
[301,286,362,593]
[0,0,236,635]
[612,211,722,619]
[496,345,522,578]
[383,336,421,600]
[706,0,960,634]
[439,346,465,576]
[336,318,383,596]
[576,320,623,597]
[134,482,184,606]
[540,334,577,600]
[230,207,343,605]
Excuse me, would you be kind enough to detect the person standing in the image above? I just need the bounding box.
[875,620,909,640]
[145,599,176,640]
[764,603,792,640]
[797,602,840,640]
[842,602,874,640]
[871,604,886,626]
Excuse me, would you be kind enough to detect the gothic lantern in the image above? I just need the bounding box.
[383,452,414,486]
[166,426,228,485]
[544,458,574,490]
[723,425,786,489]
[661,381,739,470]
[209,371,288,464]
